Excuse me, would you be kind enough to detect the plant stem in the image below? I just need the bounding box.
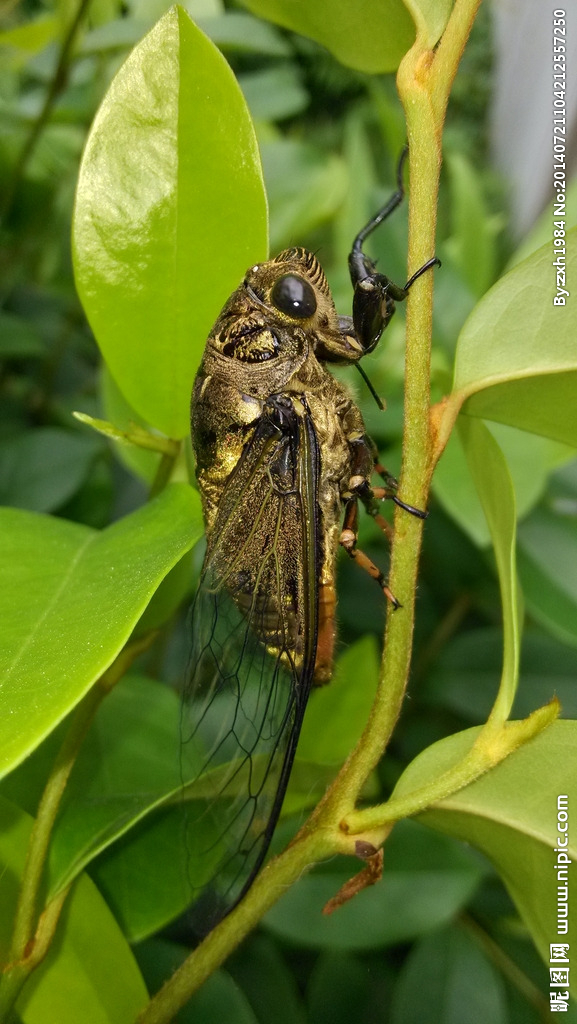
[136,828,331,1024]
[344,700,559,835]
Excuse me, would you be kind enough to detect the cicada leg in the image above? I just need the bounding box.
[371,453,429,520]
[314,580,337,685]
[340,494,401,609]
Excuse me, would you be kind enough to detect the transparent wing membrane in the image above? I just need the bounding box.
[181,400,319,931]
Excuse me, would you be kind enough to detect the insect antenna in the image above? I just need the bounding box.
[355,362,385,411]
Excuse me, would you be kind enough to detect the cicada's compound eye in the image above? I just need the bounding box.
[271,274,317,319]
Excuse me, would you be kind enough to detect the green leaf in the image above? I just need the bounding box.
[46,675,184,897]
[279,638,380,818]
[80,18,152,55]
[0,796,148,1023]
[458,417,520,719]
[307,950,393,1024]
[0,15,58,59]
[92,804,194,940]
[402,0,453,48]
[178,969,258,1024]
[0,429,104,512]
[518,506,577,648]
[0,484,202,778]
[73,6,268,439]
[0,312,45,358]
[443,151,500,298]
[99,367,162,483]
[263,820,485,950]
[390,924,507,1024]
[240,0,415,74]
[198,11,292,56]
[394,721,577,963]
[451,231,577,447]
[137,939,261,1023]
[228,934,307,1024]
[433,419,574,547]
[507,174,577,271]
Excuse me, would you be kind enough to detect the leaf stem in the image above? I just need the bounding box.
[344,700,559,835]
[0,690,101,1020]
[461,914,550,1015]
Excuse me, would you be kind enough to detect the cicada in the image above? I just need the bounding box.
[182,151,438,932]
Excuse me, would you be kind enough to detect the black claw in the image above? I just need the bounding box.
[392,494,429,519]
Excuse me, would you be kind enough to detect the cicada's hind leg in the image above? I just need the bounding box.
[340,491,400,609]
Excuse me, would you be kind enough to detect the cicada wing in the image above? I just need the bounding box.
[181,400,319,931]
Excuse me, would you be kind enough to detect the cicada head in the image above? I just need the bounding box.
[244,246,337,327]
[205,246,362,370]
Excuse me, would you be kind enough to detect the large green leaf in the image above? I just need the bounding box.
[0,484,202,779]
[458,418,520,719]
[393,721,577,963]
[240,0,416,73]
[426,627,577,723]
[73,5,268,439]
[307,949,393,1024]
[47,676,184,897]
[449,231,577,448]
[295,636,379,766]
[0,429,104,513]
[92,803,196,941]
[0,796,148,1023]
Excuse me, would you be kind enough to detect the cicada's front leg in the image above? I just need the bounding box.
[348,148,440,356]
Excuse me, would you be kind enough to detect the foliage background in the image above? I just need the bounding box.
[1,0,577,1021]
